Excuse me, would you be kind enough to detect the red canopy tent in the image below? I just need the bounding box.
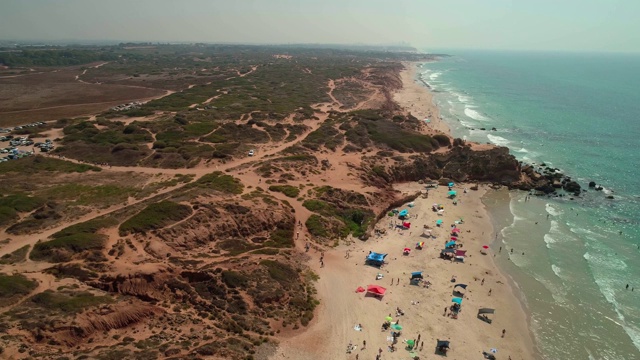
[402,222,411,229]
[366,285,387,296]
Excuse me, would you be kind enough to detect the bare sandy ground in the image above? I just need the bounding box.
[394,62,450,135]
[269,184,537,360]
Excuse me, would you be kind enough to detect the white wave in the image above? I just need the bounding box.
[450,91,472,104]
[514,147,529,153]
[544,234,556,248]
[464,106,488,121]
[545,203,562,217]
[551,264,563,278]
[429,72,442,81]
[550,220,561,233]
[487,134,511,147]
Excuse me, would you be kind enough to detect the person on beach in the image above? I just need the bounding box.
[499,246,502,253]
[627,284,629,289]
[489,288,492,296]
[362,340,366,349]
[443,307,447,316]
[481,278,485,286]
[420,341,424,351]
[502,329,506,338]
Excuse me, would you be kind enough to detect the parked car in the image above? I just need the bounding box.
[248,149,255,156]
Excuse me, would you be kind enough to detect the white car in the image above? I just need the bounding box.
[248,149,255,157]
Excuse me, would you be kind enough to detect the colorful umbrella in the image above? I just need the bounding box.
[436,219,443,225]
[391,324,403,330]
[450,236,458,240]
[385,316,393,321]
[482,245,489,249]
[452,297,463,304]
[407,339,415,347]
[452,228,461,233]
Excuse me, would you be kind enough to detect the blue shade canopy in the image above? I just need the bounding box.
[399,209,408,216]
[452,297,463,304]
[445,241,456,247]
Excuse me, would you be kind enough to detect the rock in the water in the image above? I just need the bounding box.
[606,195,614,199]
[595,186,603,191]
[589,181,596,188]
[563,181,581,193]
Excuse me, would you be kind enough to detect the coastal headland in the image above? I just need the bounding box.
[0,45,559,359]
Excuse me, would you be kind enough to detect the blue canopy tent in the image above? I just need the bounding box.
[365,252,388,267]
[410,271,424,285]
[452,297,463,304]
[398,209,409,218]
[445,241,456,248]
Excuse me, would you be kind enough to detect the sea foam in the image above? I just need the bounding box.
[464,106,488,121]
[487,134,511,147]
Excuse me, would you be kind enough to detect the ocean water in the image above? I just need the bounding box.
[418,51,640,360]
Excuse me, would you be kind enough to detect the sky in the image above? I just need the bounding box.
[1,0,639,53]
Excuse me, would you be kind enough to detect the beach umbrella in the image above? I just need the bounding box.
[445,241,456,248]
[482,245,489,249]
[385,316,393,322]
[448,182,455,187]
[452,228,461,233]
[448,190,457,196]
[452,297,463,304]
[436,219,443,225]
[407,339,415,347]
[391,323,403,330]
[450,236,458,241]
[403,247,411,252]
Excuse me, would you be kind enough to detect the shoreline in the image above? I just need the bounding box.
[402,60,539,358]
[394,61,451,135]
[267,61,538,360]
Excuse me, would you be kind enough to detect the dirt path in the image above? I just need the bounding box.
[0,112,327,259]
[327,80,342,107]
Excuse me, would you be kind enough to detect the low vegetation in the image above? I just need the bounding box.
[0,156,101,174]
[268,185,300,198]
[30,216,119,262]
[29,290,113,314]
[0,274,38,307]
[0,193,46,226]
[119,200,192,235]
[193,171,244,194]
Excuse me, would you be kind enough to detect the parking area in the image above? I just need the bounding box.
[0,122,55,162]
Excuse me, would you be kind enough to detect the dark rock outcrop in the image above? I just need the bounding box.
[563,181,581,193]
[387,145,521,185]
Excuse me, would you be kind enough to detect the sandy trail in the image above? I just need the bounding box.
[0,112,327,259]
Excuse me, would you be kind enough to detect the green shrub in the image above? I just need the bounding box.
[0,274,37,306]
[302,199,328,212]
[0,156,100,174]
[193,172,244,194]
[29,290,113,314]
[30,233,106,262]
[433,134,451,147]
[305,214,328,237]
[268,185,300,198]
[221,271,249,288]
[119,201,192,235]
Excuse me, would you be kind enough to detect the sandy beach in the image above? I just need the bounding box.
[269,184,537,360]
[394,62,450,135]
[268,61,537,360]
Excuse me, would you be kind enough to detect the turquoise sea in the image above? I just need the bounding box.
[419,51,640,360]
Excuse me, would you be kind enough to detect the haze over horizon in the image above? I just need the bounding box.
[1,0,639,53]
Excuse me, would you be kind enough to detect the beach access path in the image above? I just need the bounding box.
[269,184,537,360]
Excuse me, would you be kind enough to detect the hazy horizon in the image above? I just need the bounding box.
[2,0,639,53]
